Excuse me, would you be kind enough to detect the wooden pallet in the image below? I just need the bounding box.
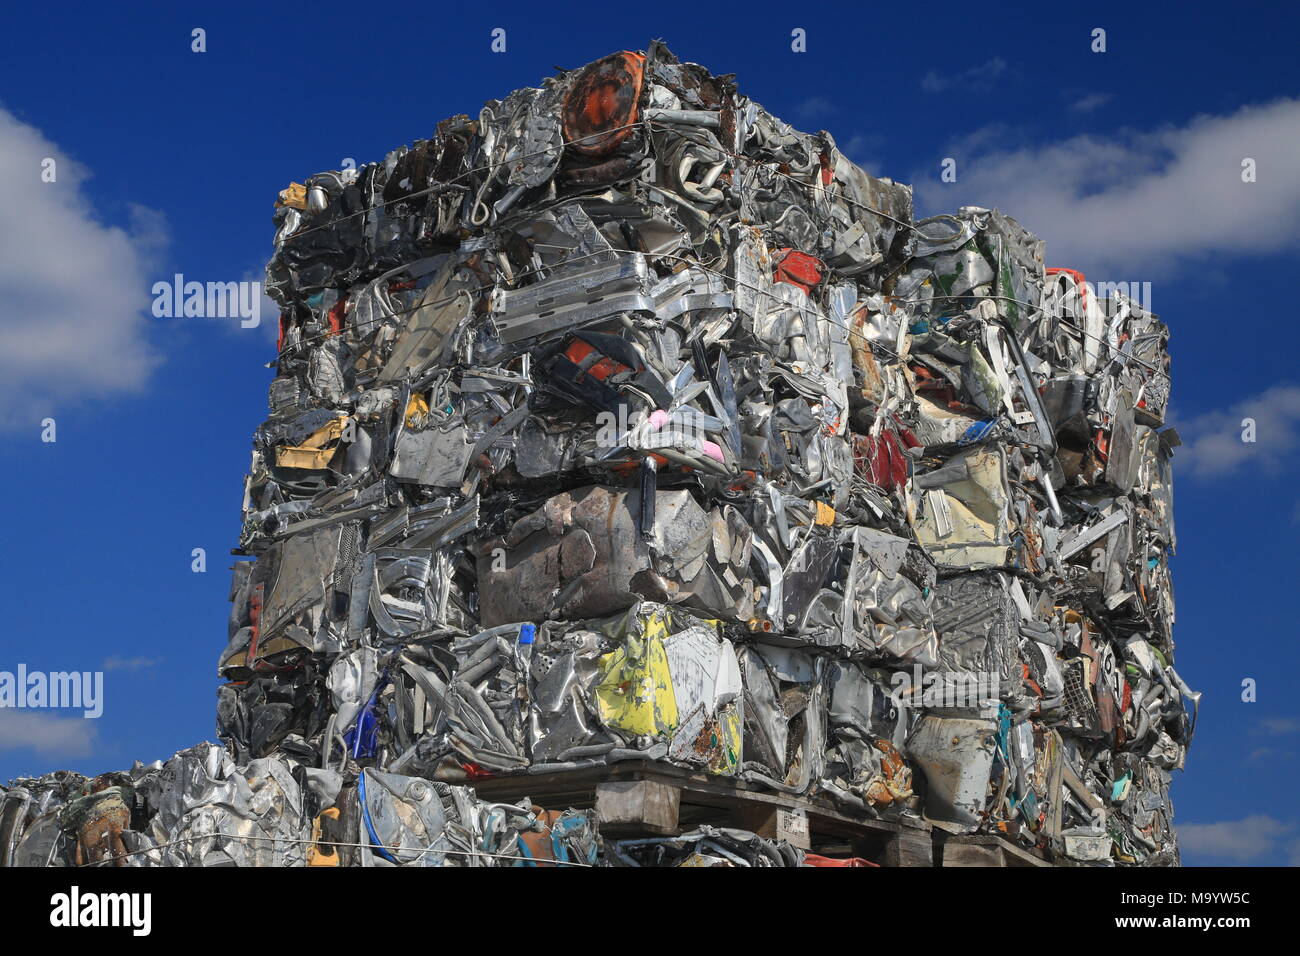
[934,831,1052,867]
[463,760,934,865]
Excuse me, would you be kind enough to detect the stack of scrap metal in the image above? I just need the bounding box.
[1,42,1196,868]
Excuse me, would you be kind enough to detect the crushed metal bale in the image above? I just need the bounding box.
[2,41,1195,868]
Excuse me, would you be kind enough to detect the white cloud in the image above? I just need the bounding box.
[1257,717,1300,735]
[1178,815,1295,863]
[914,98,1300,274]
[0,710,98,758]
[1069,93,1113,113]
[1173,384,1300,479]
[921,57,1007,93]
[0,104,166,430]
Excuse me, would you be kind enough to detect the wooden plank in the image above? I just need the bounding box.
[735,804,811,849]
[595,779,680,836]
[939,834,1051,868]
[989,839,1050,868]
[880,827,934,867]
[942,841,1005,867]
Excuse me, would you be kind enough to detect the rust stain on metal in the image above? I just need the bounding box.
[563,51,645,156]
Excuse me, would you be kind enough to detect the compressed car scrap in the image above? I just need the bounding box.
[2,41,1196,868]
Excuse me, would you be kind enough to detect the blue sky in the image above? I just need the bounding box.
[1,1,1298,865]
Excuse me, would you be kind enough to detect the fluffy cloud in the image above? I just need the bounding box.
[0,710,98,759]
[1177,815,1295,863]
[0,104,166,430]
[914,98,1300,274]
[1173,384,1300,479]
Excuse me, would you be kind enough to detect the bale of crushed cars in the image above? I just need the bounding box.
[1,42,1197,868]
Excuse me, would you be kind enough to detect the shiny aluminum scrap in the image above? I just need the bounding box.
[2,41,1195,868]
